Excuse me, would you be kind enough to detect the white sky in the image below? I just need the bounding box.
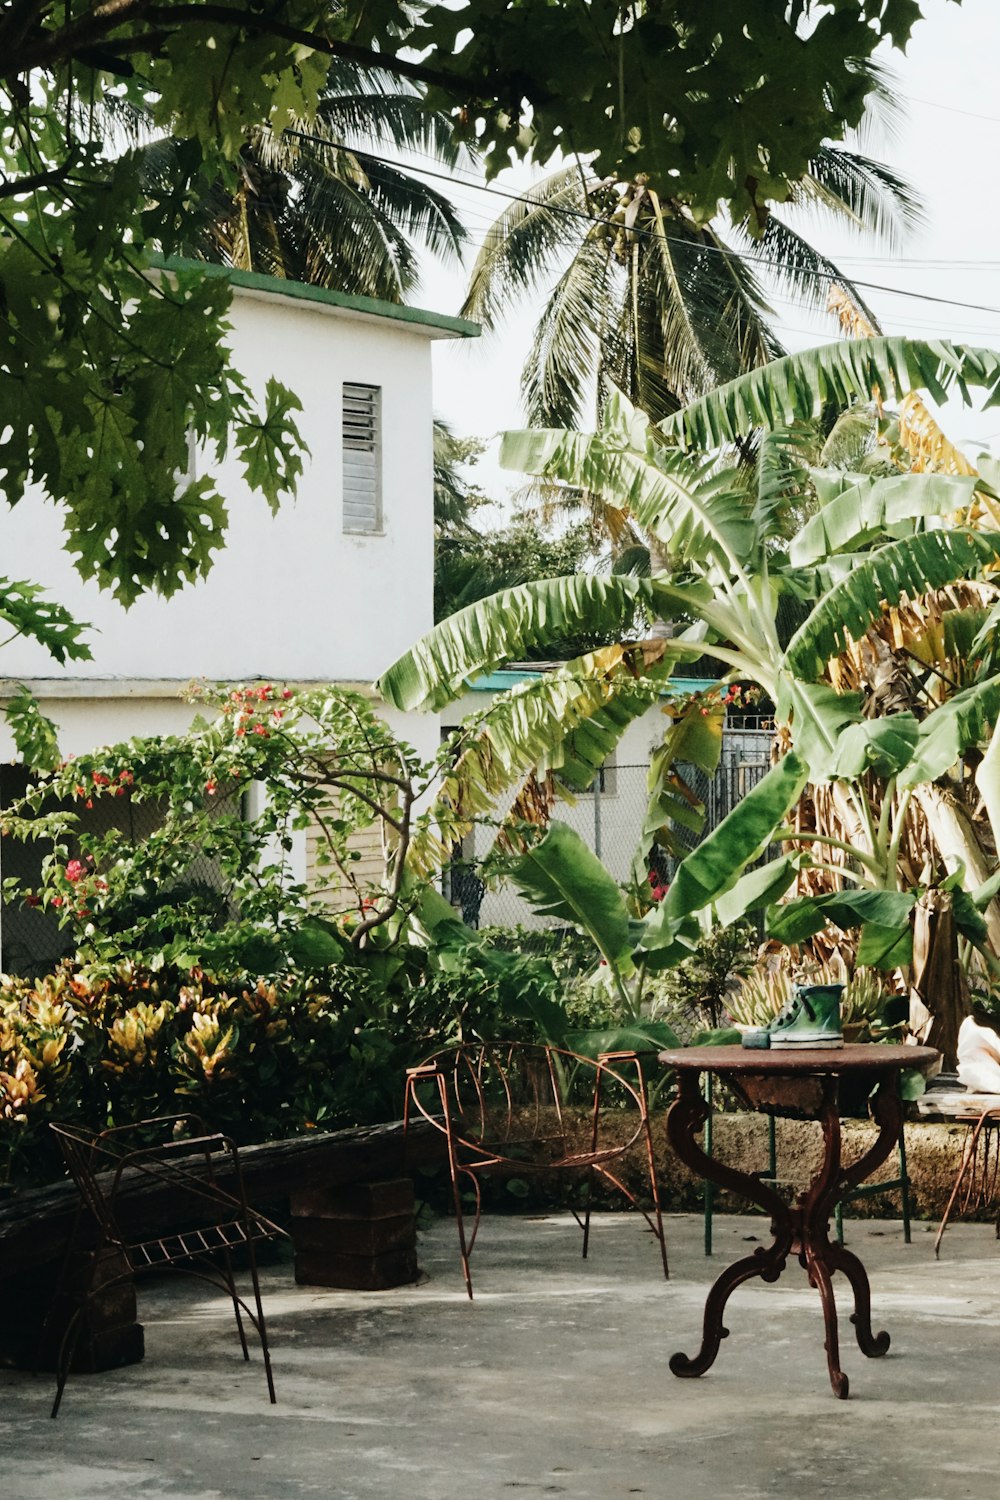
[412,0,1000,506]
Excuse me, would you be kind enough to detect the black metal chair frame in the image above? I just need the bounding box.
[45,1115,288,1417]
[404,1042,669,1298]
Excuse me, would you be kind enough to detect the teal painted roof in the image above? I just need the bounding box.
[466,670,716,693]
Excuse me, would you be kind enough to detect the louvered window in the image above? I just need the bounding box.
[342,383,382,533]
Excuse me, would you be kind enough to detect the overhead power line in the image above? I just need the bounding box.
[286,128,1000,321]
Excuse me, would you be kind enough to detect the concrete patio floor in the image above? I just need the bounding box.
[3,1210,999,1500]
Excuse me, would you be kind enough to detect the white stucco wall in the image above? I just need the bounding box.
[0,279,461,687]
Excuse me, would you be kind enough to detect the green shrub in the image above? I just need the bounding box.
[0,960,425,1186]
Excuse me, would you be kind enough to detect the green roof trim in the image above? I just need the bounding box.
[153,255,481,340]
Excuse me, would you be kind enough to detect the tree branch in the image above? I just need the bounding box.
[0,158,77,200]
[4,1,472,97]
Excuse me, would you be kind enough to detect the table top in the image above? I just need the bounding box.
[658,1043,939,1076]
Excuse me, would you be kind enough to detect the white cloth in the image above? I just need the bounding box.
[957,1015,1000,1095]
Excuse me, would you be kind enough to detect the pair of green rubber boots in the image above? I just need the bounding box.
[768,984,844,1049]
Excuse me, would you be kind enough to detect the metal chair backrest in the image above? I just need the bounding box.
[404,1040,669,1297]
[45,1114,285,1414]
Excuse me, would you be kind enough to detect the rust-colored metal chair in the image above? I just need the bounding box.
[404,1042,669,1297]
[45,1116,288,1416]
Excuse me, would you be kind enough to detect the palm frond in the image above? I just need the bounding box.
[733,214,883,332]
[461,166,592,327]
[520,235,616,427]
[316,87,473,171]
[666,222,784,383]
[801,146,924,252]
[281,167,417,298]
[819,404,881,468]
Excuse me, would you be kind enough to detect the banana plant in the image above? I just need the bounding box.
[378,338,1000,1002]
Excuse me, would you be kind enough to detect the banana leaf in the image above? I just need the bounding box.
[898,676,1000,788]
[711,855,799,928]
[790,472,979,567]
[785,529,1000,681]
[643,751,809,939]
[766,889,917,945]
[501,392,755,566]
[507,820,634,973]
[659,338,1000,451]
[376,573,653,711]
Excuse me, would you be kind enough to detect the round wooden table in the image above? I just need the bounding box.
[659,1043,939,1399]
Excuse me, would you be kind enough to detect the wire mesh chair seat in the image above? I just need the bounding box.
[46,1116,289,1417]
[404,1042,669,1298]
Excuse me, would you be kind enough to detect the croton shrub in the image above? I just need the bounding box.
[0,959,414,1187]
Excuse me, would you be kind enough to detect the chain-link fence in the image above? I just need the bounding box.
[447,726,774,931]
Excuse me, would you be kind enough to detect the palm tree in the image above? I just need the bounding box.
[123,61,469,302]
[463,124,920,429]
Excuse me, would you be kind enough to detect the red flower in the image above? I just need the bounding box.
[65,859,85,883]
[205,781,217,796]
[84,798,94,809]
[51,895,64,908]
[24,893,41,908]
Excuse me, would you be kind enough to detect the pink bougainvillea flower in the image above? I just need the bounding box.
[65,860,85,883]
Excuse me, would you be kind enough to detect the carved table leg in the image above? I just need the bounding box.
[666,1073,794,1381]
[804,1247,849,1399]
[667,1066,902,1399]
[669,1235,792,1379]
[825,1241,890,1359]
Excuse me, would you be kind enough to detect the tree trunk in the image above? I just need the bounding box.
[910,782,1000,952]
[905,889,968,1073]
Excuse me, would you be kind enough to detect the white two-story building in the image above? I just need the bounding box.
[0,263,478,967]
